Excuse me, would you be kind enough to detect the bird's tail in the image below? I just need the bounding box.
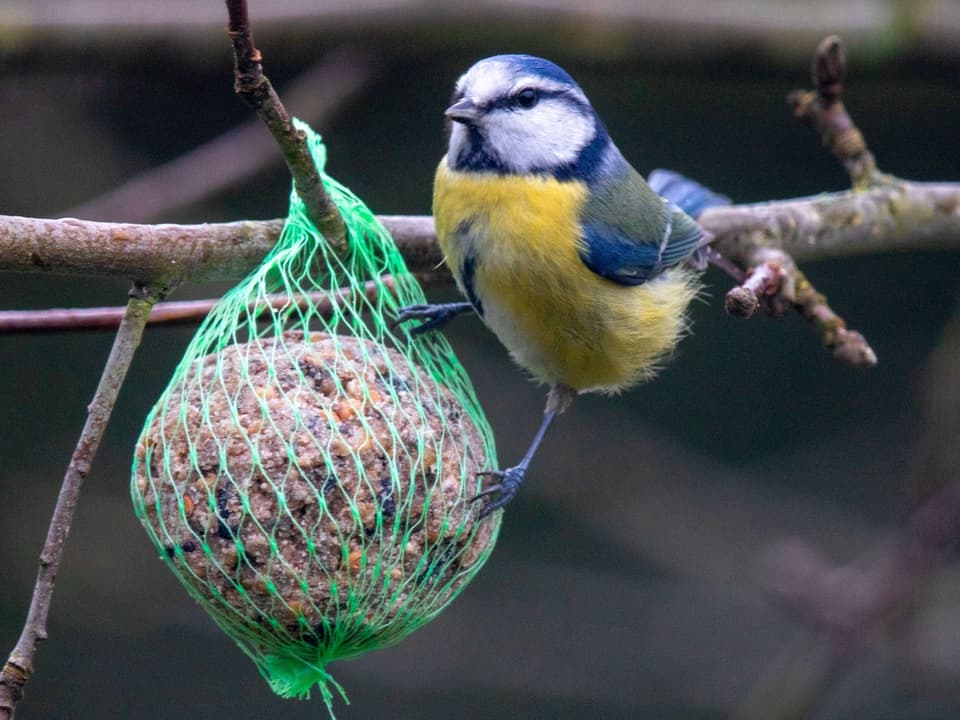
[648,169,730,219]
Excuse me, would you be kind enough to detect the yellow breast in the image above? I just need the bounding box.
[433,158,698,393]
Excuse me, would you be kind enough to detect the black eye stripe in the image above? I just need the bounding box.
[486,88,580,112]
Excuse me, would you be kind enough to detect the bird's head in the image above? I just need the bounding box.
[445,54,613,180]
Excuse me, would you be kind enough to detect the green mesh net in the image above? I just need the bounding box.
[131,120,500,715]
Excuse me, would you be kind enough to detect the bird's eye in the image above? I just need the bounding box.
[515,88,539,109]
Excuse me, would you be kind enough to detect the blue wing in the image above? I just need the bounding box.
[579,210,704,285]
[648,168,731,219]
[578,166,730,286]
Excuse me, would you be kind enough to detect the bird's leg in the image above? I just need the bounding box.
[473,384,576,518]
[701,243,745,282]
[393,301,474,336]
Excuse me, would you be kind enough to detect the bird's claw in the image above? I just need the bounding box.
[393,302,472,337]
[471,465,527,519]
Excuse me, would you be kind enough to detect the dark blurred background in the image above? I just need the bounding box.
[2,1,959,718]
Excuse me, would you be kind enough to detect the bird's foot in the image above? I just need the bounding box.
[393,301,473,336]
[472,465,527,519]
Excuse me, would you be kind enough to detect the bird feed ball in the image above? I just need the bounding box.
[132,332,497,703]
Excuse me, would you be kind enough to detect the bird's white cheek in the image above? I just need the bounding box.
[488,107,594,173]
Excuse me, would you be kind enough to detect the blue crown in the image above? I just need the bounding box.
[488,54,579,87]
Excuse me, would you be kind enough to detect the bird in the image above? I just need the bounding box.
[397,54,729,518]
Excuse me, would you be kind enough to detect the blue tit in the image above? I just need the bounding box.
[397,54,729,517]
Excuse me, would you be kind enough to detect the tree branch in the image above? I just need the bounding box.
[0,282,166,720]
[704,181,960,263]
[0,215,445,283]
[1,34,958,361]
[2,178,957,283]
[702,177,958,364]
[224,0,346,248]
[716,34,945,366]
[9,175,953,336]
[0,270,451,333]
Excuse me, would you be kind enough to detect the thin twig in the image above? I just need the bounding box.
[778,35,878,364]
[0,282,166,720]
[66,45,374,222]
[224,0,347,248]
[0,270,449,333]
[792,268,877,366]
[787,35,879,189]
[724,260,785,318]
[716,34,886,366]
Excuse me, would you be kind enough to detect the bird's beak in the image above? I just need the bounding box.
[445,97,480,124]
